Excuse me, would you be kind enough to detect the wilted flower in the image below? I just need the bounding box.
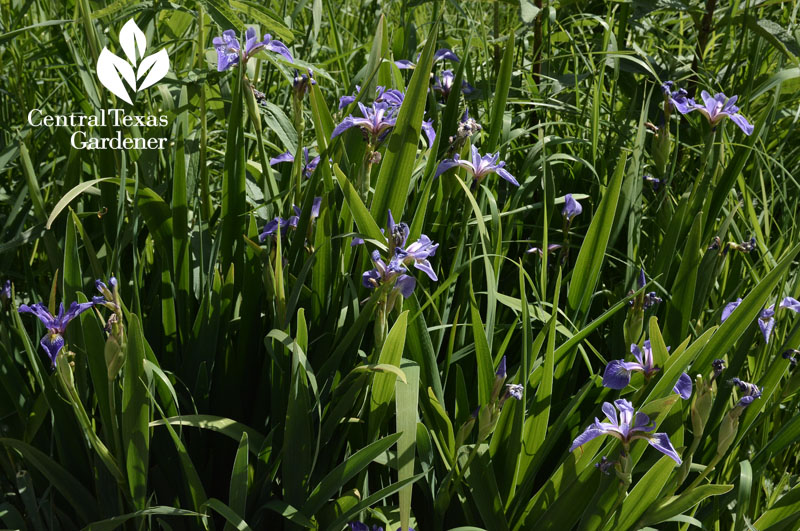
[595,456,616,474]
[433,70,476,99]
[673,372,693,399]
[712,358,726,380]
[602,340,662,389]
[570,399,681,464]
[562,194,582,221]
[505,383,523,400]
[435,145,519,186]
[720,298,742,323]
[269,147,320,178]
[292,69,315,96]
[259,197,322,241]
[643,174,661,191]
[708,236,722,251]
[213,27,292,72]
[731,377,762,407]
[782,349,798,368]
[758,306,775,343]
[447,109,482,155]
[395,48,460,69]
[19,299,104,365]
[725,237,757,254]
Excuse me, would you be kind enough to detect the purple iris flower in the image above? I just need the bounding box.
[18,300,103,365]
[433,70,476,99]
[782,350,798,368]
[396,235,439,281]
[361,212,439,294]
[435,145,519,186]
[570,398,681,464]
[672,372,693,399]
[338,85,360,109]
[386,210,439,281]
[331,101,397,144]
[339,85,404,110]
[212,30,241,72]
[671,88,754,135]
[421,119,436,146]
[395,48,459,69]
[259,197,322,241]
[526,243,562,256]
[731,377,762,407]
[780,296,800,313]
[213,28,292,72]
[1,280,11,301]
[602,341,661,390]
[758,306,775,343]
[269,147,320,178]
[375,86,405,108]
[362,250,416,297]
[562,194,582,221]
[720,298,742,323]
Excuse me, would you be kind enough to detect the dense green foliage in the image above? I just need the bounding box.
[2,0,800,529]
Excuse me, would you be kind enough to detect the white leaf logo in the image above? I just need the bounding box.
[96,19,170,104]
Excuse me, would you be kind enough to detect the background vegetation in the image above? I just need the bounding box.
[1,0,800,529]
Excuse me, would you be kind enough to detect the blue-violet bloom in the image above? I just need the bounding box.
[435,145,519,186]
[269,147,320,178]
[433,69,476,99]
[758,306,775,343]
[332,101,397,144]
[19,300,103,365]
[570,398,681,464]
[721,298,742,323]
[602,341,661,390]
[780,296,800,313]
[395,48,459,69]
[674,90,754,136]
[362,251,416,297]
[259,197,322,241]
[213,28,292,72]
[562,194,582,221]
[673,372,693,399]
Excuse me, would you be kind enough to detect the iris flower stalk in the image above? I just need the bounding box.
[214,28,293,209]
[361,212,439,350]
[19,279,128,491]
